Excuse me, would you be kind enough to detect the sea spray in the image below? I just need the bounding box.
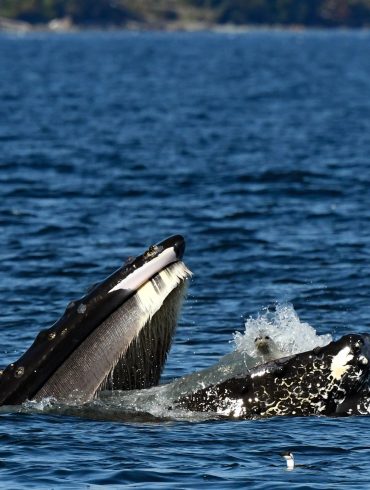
[233,303,332,358]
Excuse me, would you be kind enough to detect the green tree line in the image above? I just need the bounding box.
[1,0,370,26]
[0,0,136,24]
[190,0,370,26]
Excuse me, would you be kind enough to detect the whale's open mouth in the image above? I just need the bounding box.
[0,235,191,405]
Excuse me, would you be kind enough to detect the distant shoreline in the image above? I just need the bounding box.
[1,17,370,35]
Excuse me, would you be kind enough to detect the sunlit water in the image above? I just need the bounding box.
[1,30,370,488]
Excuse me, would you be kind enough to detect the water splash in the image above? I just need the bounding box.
[13,303,334,423]
[233,303,332,358]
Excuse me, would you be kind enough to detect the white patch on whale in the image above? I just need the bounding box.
[330,346,354,380]
[216,398,244,417]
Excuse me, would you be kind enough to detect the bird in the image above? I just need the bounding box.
[281,451,294,470]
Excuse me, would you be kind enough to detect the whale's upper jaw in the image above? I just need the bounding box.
[88,234,186,298]
[0,235,189,406]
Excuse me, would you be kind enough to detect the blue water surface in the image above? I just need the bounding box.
[1,30,370,488]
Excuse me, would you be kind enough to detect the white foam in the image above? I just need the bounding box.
[23,397,57,411]
[233,303,332,358]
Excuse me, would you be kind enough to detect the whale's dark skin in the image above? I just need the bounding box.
[175,334,370,418]
[0,235,188,406]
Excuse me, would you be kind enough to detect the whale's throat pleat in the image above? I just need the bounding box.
[35,262,190,403]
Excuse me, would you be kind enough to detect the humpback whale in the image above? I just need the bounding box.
[0,235,191,405]
[174,334,370,418]
[1,234,370,420]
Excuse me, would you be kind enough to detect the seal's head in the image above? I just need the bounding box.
[253,334,284,362]
[254,335,273,355]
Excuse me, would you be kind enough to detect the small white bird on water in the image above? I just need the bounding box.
[281,451,294,471]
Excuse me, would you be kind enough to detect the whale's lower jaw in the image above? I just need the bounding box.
[175,334,370,419]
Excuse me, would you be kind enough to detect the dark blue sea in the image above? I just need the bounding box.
[1,29,370,488]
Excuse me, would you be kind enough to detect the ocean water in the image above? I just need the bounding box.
[1,30,370,488]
